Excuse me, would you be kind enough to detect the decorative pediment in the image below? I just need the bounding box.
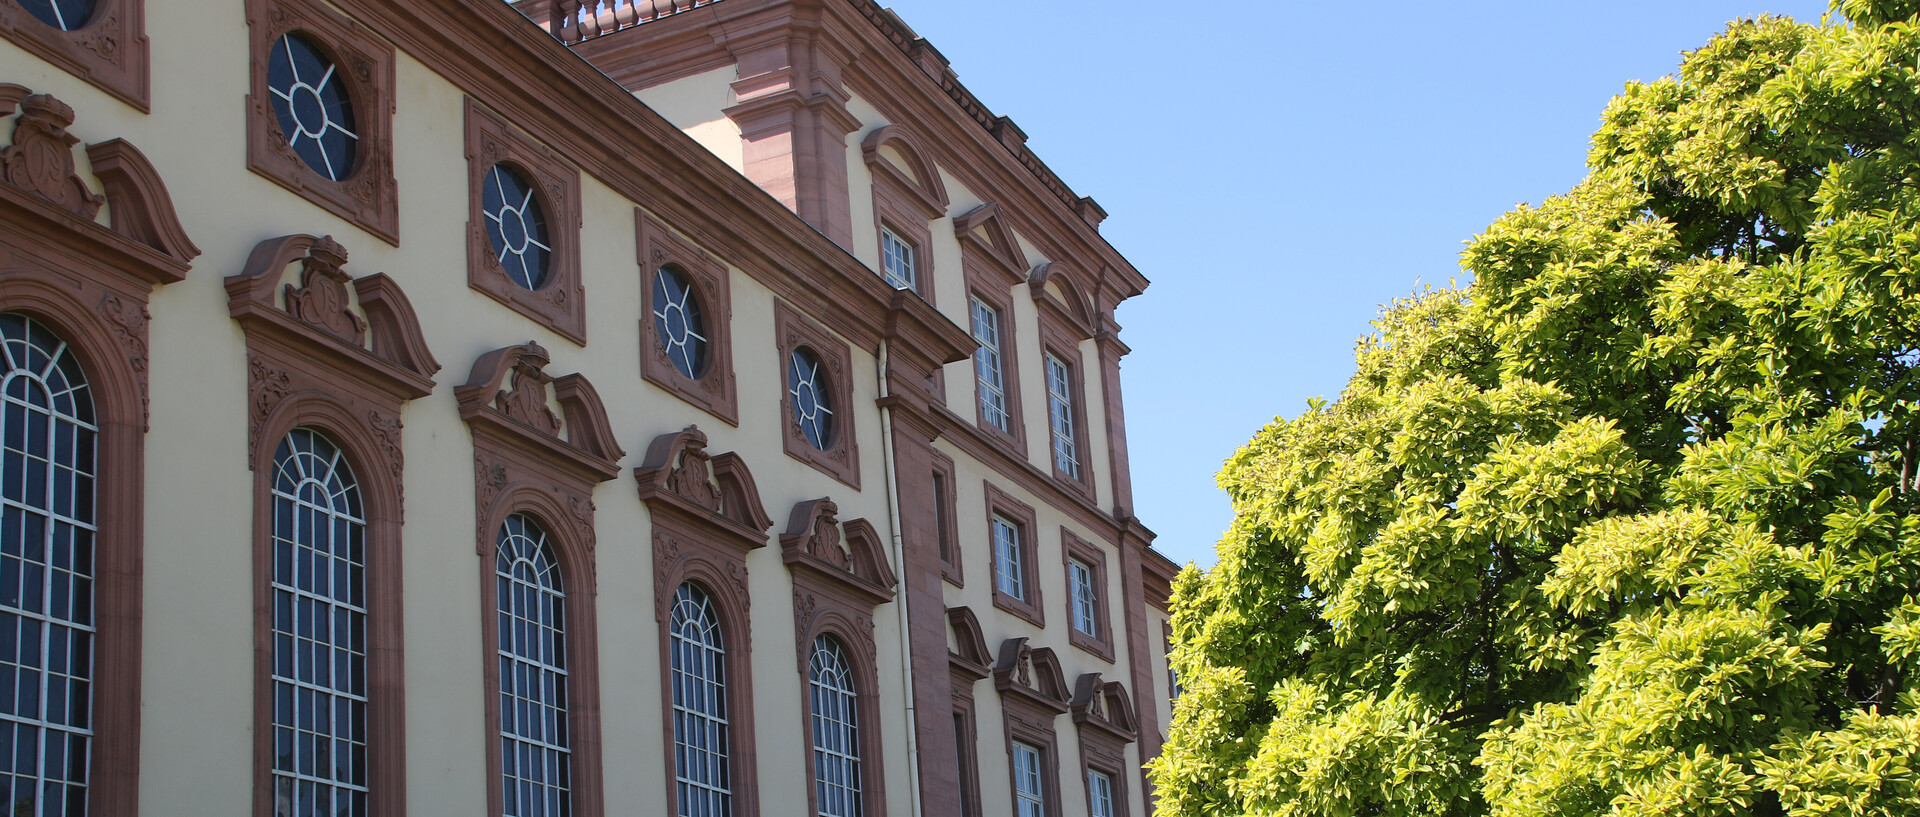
[947,605,993,682]
[954,203,1027,286]
[456,343,623,482]
[862,125,948,219]
[634,425,772,552]
[0,87,197,284]
[1027,261,1096,340]
[994,637,1070,715]
[1071,673,1138,743]
[779,498,897,606]
[227,234,440,401]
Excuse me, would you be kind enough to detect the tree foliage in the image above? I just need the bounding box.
[1152,4,1920,815]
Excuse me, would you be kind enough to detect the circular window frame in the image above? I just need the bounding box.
[787,345,836,451]
[264,30,363,184]
[651,264,711,380]
[480,161,556,292]
[20,0,101,32]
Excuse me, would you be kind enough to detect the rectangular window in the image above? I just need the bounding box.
[970,297,1009,432]
[954,712,977,817]
[993,514,1024,601]
[881,228,916,290]
[1088,770,1116,817]
[1013,741,1046,817]
[1045,353,1079,479]
[1069,558,1098,637]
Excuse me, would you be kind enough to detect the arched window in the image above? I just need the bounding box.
[0,314,96,816]
[268,427,367,817]
[494,513,571,817]
[670,582,730,816]
[808,636,861,817]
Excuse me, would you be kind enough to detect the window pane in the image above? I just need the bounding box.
[809,636,861,817]
[0,315,95,817]
[880,229,915,291]
[267,33,360,182]
[1012,741,1045,817]
[789,348,835,451]
[653,267,709,379]
[496,514,570,817]
[969,299,1008,432]
[1069,559,1097,637]
[992,516,1023,601]
[1045,354,1078,479]
[271,428,368,817]
[671,583,731,816]
[1089,770,1114,817]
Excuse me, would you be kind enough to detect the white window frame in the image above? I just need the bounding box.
[1088,769,1116,817]
[495,513,572,817]
[1044,353,1079,479]
[809,636,862,817]
[670,582,732,815]
[970,297,1009,432]
[992,514,1024,601]
[1068,558,1098,637]
[1012,741,1046,817]
[880,228,916,291]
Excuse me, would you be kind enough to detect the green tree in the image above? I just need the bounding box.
[1152,3,1920,815]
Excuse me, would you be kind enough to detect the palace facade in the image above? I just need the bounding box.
[0,0,1178,815]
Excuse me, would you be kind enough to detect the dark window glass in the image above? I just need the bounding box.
[788,348,834,451]
[652,268,708,379]
[267,33,360,182]
[670,583,731,816]
[0,313,96,816]
[269,428,368,817]
[495,514,571,817]
[482,164,552,290]
[19,0,96,31]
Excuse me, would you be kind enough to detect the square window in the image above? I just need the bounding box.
[246,0,397,244]
[465,99,585,344]
[776,301,860,489]
[637,212,737,424]
[0,0,148,110]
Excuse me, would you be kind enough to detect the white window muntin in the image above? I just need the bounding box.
[992,515,1023,601]
[496,514,572,817]
[969,297,1009,432]
[670,582,732,816]
[1012,741,1046,817]
[809,636,862,817]
[1044,353,1078,479]
[1088,769,1115,817]
[0,315,97,817]
[1069,558,1098,637]
[880,228,915,291]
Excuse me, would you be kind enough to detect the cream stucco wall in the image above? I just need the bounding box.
[630,65,746,174]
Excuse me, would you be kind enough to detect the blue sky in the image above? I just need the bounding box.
[877,0,1834,568]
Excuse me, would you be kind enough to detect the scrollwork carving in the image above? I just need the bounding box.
[247,356,293,467]
[282,235,367,346]
[0,94,103,220]
[97,293,151,430]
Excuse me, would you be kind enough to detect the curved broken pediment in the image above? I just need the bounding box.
[947,605,993,682]
[457,342,623,482]
[1071,673,1138,743]
[634,425,772,552]
[994,636,1069,714]
[779,498,896,606]
[862,125,948,219]
[1028,261,1096,340]
[226,234,440,401]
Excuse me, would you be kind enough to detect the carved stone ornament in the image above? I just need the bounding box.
[247,355,295,466]
[633,425,772,553]
[455,342,623,484]
[97,292,150,429]
[993,636,1070,715]
[1070,673,1138,744]
[778,498,897,607]
[0,93,101,219]
[282,235,367,347]
[0,0,150,112]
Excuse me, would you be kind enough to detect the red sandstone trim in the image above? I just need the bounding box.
[0,0,148,110]
[775,299,862,488]
[465,97,587,344]
[636,210,739,424]
[983,481,1043,627]
[1062,529,1116,664]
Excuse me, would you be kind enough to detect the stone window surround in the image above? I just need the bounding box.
[947,605,993,817]
[1034,300,1094,500]
[0,0,148,110]
[226,233,441,817]
[862,125,947,305]
[781,498,898,817]
[931,449,961,587]
[466,97,585,344]
[0,84,196,817]
[1071,675,1140,817]
[994,638,1069,817]
[983,481,1043,627]
[636,210,737,424]
[775,299,861,489]
[634,425,774,817]
[1061,529,1115,663]
[458,342,624,817]
[246,0,399,245]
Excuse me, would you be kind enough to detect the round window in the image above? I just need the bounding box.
[21,0,96,31]
[482,163,552,290]
[652,267,708,379]
[267,33,360,182]
[788,348,834,450]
